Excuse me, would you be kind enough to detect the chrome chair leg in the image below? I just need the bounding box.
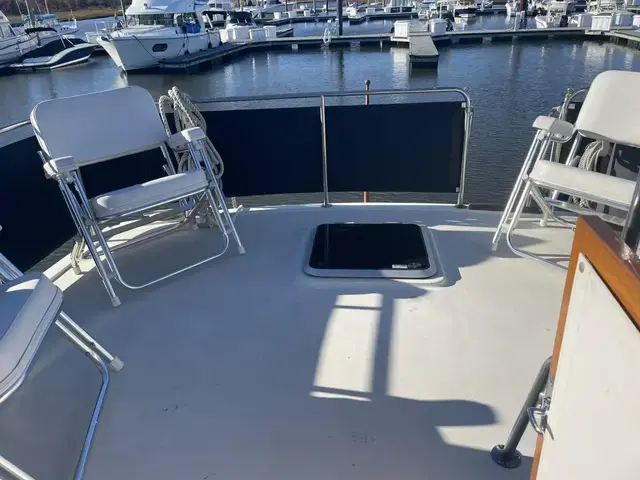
[0,455,35,480]
[0,252,124,371]
[542,134,583,227]
[493,132,550,250]
[57,312,124,372]
[53,321,110,480]
[0,305,114,480]
[195,142,246,255]
[505,182,568,271]
[60,181,121,307]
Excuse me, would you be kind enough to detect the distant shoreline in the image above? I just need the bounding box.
[8,1,509,24]
[7,7,120,23]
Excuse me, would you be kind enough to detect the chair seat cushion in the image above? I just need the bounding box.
[529,160,635,211]
[91,169,209,219]
[0,273,62,400]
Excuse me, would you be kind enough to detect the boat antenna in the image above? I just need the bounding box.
[63,0,75,18]
[14,0,23,16]
[44,0,49,13]
[32,0,42,14]
[24,0,35,25]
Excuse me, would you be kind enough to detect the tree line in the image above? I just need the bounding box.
[1,0,123,16]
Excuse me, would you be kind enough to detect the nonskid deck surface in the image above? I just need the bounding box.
[0,204,573,479]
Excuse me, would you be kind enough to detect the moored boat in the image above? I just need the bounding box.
[0,10,38,65]
[11,32,95,71]
[97,0,216,72]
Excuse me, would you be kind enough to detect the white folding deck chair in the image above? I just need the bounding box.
[31,86,245,307]
[492,70,640,269]
[0,227,122,480]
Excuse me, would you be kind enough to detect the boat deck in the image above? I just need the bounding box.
[0,204,573,479]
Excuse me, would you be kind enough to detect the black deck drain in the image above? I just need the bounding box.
[305,223,436,279]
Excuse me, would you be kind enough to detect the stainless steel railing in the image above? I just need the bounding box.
[0,87,473,207]
[192,87,474,207]
[0,120,31,136]
[548,87,589,164]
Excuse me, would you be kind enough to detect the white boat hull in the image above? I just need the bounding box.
[0,34,38,64]
[97,31,213,72]
[535,17,560,27]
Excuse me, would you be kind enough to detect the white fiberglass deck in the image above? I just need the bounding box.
[0,204,574,479]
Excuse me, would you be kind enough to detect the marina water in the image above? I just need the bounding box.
[2,15,640,204]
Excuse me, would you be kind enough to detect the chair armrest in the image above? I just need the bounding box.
[43,156,78,179]
[166,127,207,151]
[532,116,574,141]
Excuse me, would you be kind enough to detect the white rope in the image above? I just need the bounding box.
[323,20,337,45]
[572,140,604,208]
[158,87,224,178]
[158,87,229,227]
[169,87,224,178]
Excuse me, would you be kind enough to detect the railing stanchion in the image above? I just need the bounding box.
[5,88,475,209]
[320,95,331,208]
[622,171,640,253]
[364,79,370,204]
[491,356,552,469]
[457,93,473,208]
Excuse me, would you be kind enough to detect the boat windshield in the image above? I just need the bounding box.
[0,24,14,38]
[126,13,201,27]
[126,14,175,26]
[227,11,254,24]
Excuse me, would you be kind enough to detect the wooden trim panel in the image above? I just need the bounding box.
[530,216,640,479]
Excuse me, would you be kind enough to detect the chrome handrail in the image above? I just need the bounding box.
[548,87,588,164]
[558,87,588,121]
[191,87,469,105]
[193,87,473,207]
[0,87,473,207]
[0,120,31,136]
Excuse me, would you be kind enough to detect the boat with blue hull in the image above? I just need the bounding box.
[11,30,95,72]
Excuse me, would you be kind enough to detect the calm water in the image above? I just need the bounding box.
[2,16,640,203]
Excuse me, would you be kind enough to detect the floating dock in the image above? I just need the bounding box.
[432,26,591,44]
[155,26,635,72]
[265,7,509,26]
[607,29,640,50]
[159,43,248,70]
[408,34,439,68]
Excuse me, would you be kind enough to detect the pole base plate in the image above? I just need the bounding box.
[491,445,522,469]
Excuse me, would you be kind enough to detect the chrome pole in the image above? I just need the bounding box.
[55,321,110,480]
[491,132,542,248]
[320,95,330,208]
[622,171,640,253]
[457,95,473,208]
[491,357,552,469]
[0,455,36,480]
[364,80,370,203]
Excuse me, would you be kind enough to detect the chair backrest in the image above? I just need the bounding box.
[575,70,640,148]
[30,86,168,167]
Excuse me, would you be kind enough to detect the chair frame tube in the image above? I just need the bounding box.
[42,136,244,307]
[0,252,122,480]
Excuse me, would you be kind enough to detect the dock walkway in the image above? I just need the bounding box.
[158,26,630,72]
